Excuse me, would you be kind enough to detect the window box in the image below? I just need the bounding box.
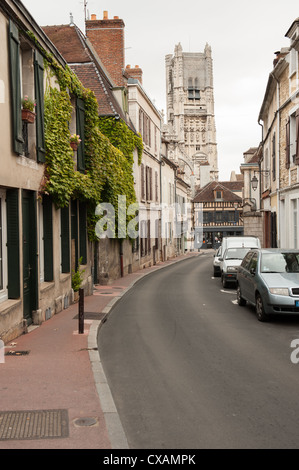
[21,109,36,124]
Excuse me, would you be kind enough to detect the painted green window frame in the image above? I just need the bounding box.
[6,189,20,299]
[76,98,85,172]
[8,20,23,155]
[42,195,53,281]
[61,205,70,273]
[34,50,45,163]
[79,202,87,265]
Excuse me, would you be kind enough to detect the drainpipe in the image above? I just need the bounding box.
[120,239,124,277]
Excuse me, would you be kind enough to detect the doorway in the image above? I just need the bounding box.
[22,191,38,325]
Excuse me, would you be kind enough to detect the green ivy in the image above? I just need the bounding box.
[29,30,143,240]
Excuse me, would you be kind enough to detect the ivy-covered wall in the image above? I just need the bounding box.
[28,31,143,241]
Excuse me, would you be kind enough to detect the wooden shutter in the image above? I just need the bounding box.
[34,50,45,163]
[286,118,290,169]
[8,20,23,155]
[79,201,87,265]
[76,98,85,172]
[149,167,153,201]
[43,195,53,281]
[296,109,299,165]
[6,189,20,298]
[61,205,70,273]
[141,164,145,199]
[272,133,276,180]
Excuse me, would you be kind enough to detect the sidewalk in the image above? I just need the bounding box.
[0,251,201,449]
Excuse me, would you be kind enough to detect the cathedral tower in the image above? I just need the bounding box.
[165,43,219,190]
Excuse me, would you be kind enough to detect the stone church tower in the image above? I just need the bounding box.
[164,43,219,192]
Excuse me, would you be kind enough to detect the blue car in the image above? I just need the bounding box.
[236,248,299,321]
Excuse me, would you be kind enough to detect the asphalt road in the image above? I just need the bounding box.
[98,252,299,449]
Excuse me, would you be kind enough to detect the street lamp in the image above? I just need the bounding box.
[251,174,259,191]
[251,170,270,191]
[233,201,239,225]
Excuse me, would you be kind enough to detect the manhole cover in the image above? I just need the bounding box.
[74,417,98,427]
[0,409,69,440]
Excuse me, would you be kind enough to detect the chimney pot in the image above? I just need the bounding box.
[126,64,131,69]
[103,10,108,19]
[114,16,119,19]
[91,14,97,20]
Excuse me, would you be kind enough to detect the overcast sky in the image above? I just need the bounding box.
[22,0,299,180]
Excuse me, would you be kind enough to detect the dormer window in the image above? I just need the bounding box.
[214,190,223,200]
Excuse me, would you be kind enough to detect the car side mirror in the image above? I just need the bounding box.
[250,267,256,275]
[219,257,223,261]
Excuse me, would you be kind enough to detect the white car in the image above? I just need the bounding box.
[213,247,222,277]
[220,247,252,288]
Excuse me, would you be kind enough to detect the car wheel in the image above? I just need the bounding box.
[255,293,269,322]
[237,285,246,306]
[221,274,228,288]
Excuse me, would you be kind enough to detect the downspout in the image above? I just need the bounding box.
[258,120,264,211]
[270,71,280,248]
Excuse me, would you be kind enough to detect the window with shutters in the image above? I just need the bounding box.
[155,171,159,203]
[141,163,145,200]
[38,200,44,282]
[6,189,20,299]
[76,98,85,172]
[79,202,87,265]
[290,112,296,165]
[42,195,53,282]
[60,205,70,273]
[0,192,7,302]
[146,166,152,201]
[8,20,45,162]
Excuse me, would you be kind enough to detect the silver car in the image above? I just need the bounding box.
[236,248,299,321]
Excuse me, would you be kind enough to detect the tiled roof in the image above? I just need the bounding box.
[42,25,90,63]
[193,181,243,203]
[42,24,129,122]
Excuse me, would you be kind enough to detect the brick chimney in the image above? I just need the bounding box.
[86,11,125,87]
[126,64,143,85]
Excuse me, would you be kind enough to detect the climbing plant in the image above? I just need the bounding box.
[29,30,143,240]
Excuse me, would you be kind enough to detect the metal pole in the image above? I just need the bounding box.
[78,288,84,334]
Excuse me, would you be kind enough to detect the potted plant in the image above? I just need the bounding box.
[21,95,36,123]
[69,133,81,151]
[71,257,85,302]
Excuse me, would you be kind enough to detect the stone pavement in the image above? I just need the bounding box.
[0,251,201,449]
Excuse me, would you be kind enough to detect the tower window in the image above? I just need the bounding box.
[188,78,200,100]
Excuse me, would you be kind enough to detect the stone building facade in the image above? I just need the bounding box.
[241,18,299,249]
[256,18,299,249]
[164,43,219,192]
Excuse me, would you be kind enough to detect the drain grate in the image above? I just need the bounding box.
[73,312,106,320]
[5,350,30,356]
[0,409,69,440]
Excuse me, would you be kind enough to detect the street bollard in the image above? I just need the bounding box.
[78,288,84,334]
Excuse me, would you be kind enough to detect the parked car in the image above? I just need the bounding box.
[213,236,260,278]
[220,247,252,287]
[213,246,222,277]
[219,236,261,256]
[236,248,299,321]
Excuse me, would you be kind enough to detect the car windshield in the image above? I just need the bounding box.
[261,252,299,273]
[224,248,250,260]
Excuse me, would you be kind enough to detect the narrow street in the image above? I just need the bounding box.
[98,252,299,449]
